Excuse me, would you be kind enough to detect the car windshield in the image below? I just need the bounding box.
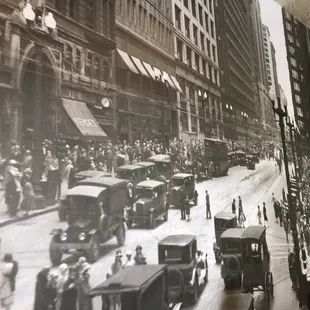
[117,170,136,180]
[69,196,97,218]
[163,247,182,262]
[156,162,170,173]
[221,239,241,254]
[101,293,136,310]
[215,219,234,230]
[172,178,184,186]
[136,187,153,199]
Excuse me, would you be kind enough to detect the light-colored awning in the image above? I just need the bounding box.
[170,75,183,93]
[131,56,150,77]
[161,71,178,90]
[117,49,139,74]
[142,61,157,80]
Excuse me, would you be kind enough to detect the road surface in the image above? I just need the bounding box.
[0,160,296,310]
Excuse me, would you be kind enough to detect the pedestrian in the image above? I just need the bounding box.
[56,264,69,310]
[232,199,236,214]
[185,192,190,221]
[273,198,279,223]
[257,205,262,226]
[205,190,211,219]
[77,262,92,310]
[279,201,284,227]
[122,250,134,269]
[238,204,243,225]
[134,245,147,265]
[263,202,268,227]
[0,258,14,310]
[33,267,50,310]
[111,251,123,275]
[180,186,186,220]
[20,168,35,217]
[60,267,78,310]
[239,210,246,228]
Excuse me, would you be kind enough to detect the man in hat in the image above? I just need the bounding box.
[134,245,146,265]
[122,250,134,269]
[205,189,211,219]
[111,250,123,275]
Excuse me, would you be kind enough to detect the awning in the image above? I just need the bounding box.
[160,71,177,90]
[117,49,139,74]
[131,56,150,77]
[62,98,108,140]
[143,61,158,80]
[170,75,183,93]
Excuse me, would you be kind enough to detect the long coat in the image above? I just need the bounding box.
[33,268,50,310]
[0,264,14,309]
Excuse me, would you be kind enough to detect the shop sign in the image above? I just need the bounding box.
[73,117,98,128]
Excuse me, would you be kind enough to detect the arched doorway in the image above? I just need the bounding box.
[21,52,56,149]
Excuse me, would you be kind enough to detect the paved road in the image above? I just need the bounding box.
[0,160,296,310]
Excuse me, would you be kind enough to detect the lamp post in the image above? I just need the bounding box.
[241,111,248,152]
[269,89,304,304]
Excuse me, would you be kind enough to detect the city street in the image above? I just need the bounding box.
[0,160,297,310]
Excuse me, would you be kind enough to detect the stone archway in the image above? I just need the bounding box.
[18,44,60,148]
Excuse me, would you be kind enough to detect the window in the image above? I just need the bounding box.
[204,12,209,33]
[212,45,216,62]
[290,57,297,67]
[297,107,303,117]
[293,82,300,92]
[214,69,218,85]
[164,248,182,261]
[184,0,189,9]
[185,16,190,38]
[174,5,181,30]
[191,115,197,132]
[285,11,291,20]
[210,20,215,39]
[206,39,211,57]
[289,46,295,54]
[287,34,294,43]
[195,53,200,71]
[209,65,213,80]
[202,59,206,76]
[191,0,196,18]
[182,112,189,131]
[55,0,66,13]
[186,46,192,66]
[292,69,298,79]
[208,0,213,15]
[200,32,205,51]
[193,25,198,45]
[84,0,94,29]
[286,22,292,31]
[198,4,203,25]
[176,39,183,61]
[69,0,77,18]
[295,94,301,103]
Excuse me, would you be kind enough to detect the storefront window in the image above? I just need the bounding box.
[191,115,197,133]
[181,112,188,131]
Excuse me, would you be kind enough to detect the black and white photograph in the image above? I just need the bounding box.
[0,0,310,309]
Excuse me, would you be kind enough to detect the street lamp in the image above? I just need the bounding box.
[23,3,35,25]
[269,89,305,304]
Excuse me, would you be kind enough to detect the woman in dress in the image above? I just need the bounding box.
[257,205,262,226]
[263,202,268,227]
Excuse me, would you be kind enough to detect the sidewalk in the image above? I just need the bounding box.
[0,192,58,228]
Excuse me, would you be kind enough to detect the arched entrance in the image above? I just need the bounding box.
[20,48,57,149]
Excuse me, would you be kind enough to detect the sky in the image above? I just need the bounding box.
[259,0,295,118]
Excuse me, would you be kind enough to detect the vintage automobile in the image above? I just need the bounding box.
[220,228,245,288]
[208,292,254,310]
[228,152,237,167]
[116,164,144,186]
[158,234,208,305]
[252,152,260,164]
[49,177,127,265]
[148,154,173,181]
[236,150,247,166]
[241,226,273,309]
[170,173,197,208]
[246,155,256,170]
[124,180,169,229]
[58,170,111,221]
[88,265,182,310]
[213,212,238,264]
[135,161,156,180]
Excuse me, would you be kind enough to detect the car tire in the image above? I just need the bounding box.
[187,278,198,305]
[87,234,100,263]
[58,206,66,222]
[148,213,155,229]
[49,236,62,266]
[116,222,126,246]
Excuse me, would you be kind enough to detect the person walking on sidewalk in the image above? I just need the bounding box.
[263,202,268,227]
[257,205,262,226]
[205,190,211,219]
[238,196,242,221]
[232,199,236,214]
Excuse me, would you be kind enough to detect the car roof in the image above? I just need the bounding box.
[88,265,166,296]
[148,154,171,162]
[221,228,245,239]
[172,173,193,179]
[158,234,196,247]
[118,164,142,171]
[209,293,253,310]
[214,212,237,220]
[77,177,128,188]
[136,180,164,188]
[66,185,106,198]
[135,162,155,167]
[75,170,110,178]
[241,226,266,240]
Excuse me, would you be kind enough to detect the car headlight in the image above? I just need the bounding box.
[60,233,67,241]
[79,232,86,241]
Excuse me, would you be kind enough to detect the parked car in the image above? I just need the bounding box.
[135,161,156,180]
[88,265,182,310]
[124,180,169,229]
[148,154,173,181]
[208,292,254,310]
[158,234,208,305]
[246,155,255,170]
[49,177,127,265]
[170,173,197,208]
[241,226,273,309]
[236,150,247,166]
[116,164,144,186]
[220,228,245,288]
[213,212,238,263]
[58,170,111,221]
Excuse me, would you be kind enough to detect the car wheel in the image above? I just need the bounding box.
[87,234,100,263]
[148,213,155,229]
[187,279,198,305]
[49,236,62,266]
[58,206,66,222]
[116,222,126,246]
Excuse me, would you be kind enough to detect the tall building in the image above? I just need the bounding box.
[271,42,279,89]
[173,0,222,141]
[214,0,258,144]
[0,0,116,154]
[282,9,310,140]
[114,1,181,143]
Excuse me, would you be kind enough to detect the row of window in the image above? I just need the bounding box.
[182,0,214,18]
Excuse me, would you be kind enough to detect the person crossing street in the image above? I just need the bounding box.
[205,190,211,219]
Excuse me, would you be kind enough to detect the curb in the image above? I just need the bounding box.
[0,205,58,228]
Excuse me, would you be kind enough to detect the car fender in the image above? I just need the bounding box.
[189,268,197,287]
[149,208,155,214]
[50,228,63,236]
[171,303,183,310]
